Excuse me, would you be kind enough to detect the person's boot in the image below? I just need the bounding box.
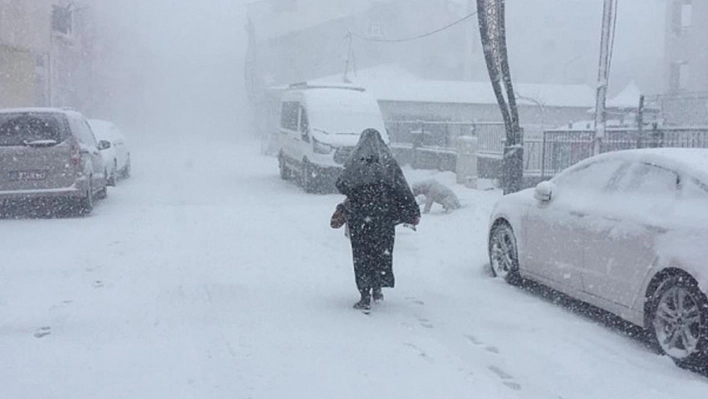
[372,286,384,302]
[353,288,371,310]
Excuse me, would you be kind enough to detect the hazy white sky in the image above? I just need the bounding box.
[91,0,667,134]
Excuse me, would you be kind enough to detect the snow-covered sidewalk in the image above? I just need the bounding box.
[1,136,706,399]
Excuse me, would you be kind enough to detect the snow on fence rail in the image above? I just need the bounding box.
[385,120,505,156]
[386,120,708,183]
[539,127,708,178]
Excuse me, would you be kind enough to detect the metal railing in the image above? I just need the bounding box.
[386,119,708,181]
[385,120,505,155]
[538,127,708,178]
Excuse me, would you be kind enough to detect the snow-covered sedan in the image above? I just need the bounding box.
[488,148,708,368]
[88,119,131,185]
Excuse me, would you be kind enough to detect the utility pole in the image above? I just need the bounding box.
[477,0,523,194]
[593,0,616,155]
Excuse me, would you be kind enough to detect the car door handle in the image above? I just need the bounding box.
[570,210,586,218]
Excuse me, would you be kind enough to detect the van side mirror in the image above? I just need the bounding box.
[98,140,111,150]
[534,181,555,202]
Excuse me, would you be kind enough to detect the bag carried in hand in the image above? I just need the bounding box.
[330,203,346,229]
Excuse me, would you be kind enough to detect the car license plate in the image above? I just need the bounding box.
[9,170,47,181]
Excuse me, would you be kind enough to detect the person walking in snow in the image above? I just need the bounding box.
[334,129,420,311]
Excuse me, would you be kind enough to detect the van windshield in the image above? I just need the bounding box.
[306,89,387,137]
[0,113,65,146]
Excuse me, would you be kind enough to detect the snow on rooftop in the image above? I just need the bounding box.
[607,81,643,109]
[313,66,596,108]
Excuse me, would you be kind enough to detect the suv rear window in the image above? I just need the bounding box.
[0,113,66,146]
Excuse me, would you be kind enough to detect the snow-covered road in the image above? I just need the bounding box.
[1,135,707,399]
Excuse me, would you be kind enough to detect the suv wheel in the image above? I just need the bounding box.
[74,182,94,216]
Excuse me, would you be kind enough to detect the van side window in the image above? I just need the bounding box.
[280,102,299,131]
[299,106,309,133]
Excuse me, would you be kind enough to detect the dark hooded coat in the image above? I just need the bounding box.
[336,129,420,290]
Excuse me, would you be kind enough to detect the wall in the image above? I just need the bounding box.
[0,46,36,107]
[0,0,52,53]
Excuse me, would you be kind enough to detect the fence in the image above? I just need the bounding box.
[538,127,708,178]
[386,119,708,183]
[385,120,505,156]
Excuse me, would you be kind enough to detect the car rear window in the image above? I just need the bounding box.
[0,113,66,146]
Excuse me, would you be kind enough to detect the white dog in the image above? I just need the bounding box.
[411,179,461,214]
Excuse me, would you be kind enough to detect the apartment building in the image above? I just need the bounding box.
[0,0,92,108]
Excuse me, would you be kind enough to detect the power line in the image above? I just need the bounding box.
[350,10,478,43]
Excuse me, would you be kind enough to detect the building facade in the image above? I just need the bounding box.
[245,0,470,96]
[0,0,93,109]
[665,0,704,93]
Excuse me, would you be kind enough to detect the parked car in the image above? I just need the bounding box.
[488,148,708,368]
[0,108,109,215]
[277,82,388,193]
[88,119,131,185]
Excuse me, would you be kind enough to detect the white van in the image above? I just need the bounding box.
[277,83,388,193]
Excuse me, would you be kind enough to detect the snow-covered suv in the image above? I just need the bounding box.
[0,108,109,215]
[277,83,388,193]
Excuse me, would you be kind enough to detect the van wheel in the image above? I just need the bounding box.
[279,154,291,180]
[301,159,317,193]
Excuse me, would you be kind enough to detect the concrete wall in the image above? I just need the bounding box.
[0,0,53,53]
[0,45,36,107]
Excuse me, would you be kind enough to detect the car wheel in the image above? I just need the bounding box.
[122,156,131,178]
[301,159,317,193]
[107,166,116,186]
[649,275,708,368]
[279,154,291,180]
[96,184,108,200]
[488,221,521,285]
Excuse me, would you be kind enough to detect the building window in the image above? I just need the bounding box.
[367,21,386,38]
[672,0,692,36]
[670,61,690,92]
[52,5,73,36]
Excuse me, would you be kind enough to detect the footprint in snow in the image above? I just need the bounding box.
[404,343,433,362]
[488,365,522,391]
[417,317,434,329]
[33,326,51,339]
[405,297,425,306]
[465,334,500,354]
[92,280,104,288]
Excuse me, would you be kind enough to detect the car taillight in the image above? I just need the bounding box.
[70,139,81,167]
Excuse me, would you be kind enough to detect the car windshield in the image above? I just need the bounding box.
[3,1,708,399]
[0,113,64,146]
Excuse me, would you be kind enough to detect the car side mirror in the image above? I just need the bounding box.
[534,181,555,202]
[98,140,111,150]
